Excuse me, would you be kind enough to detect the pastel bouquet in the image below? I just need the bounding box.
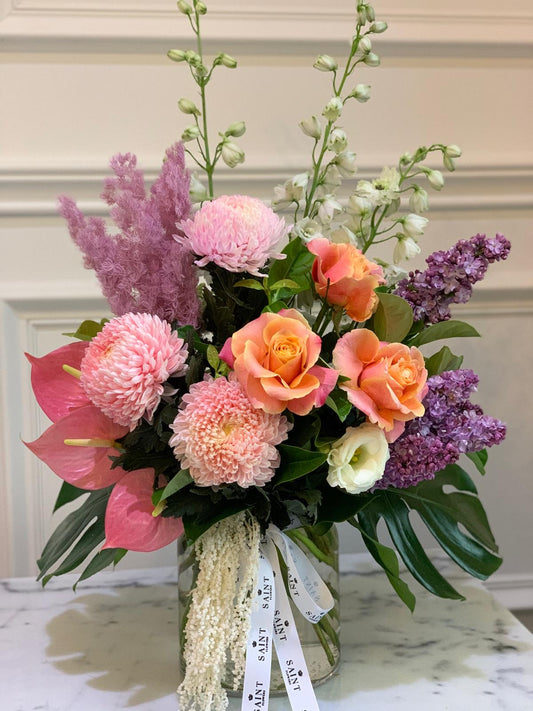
[25,2,510,710]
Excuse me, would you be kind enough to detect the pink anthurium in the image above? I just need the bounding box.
[24,404,129,490]
[25,341,90,422]
[103,468,184,552]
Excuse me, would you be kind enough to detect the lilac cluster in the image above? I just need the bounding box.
[59,142,200,327]
[395,234,511,324]
[376,369,506,489]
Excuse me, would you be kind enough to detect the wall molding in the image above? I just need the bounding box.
[484,573,533,612]
[1,1,532,56]
[1,163,532,218]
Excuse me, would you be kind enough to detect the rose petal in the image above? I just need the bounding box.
[26,341,90,422]
[103,468,183,552]
[24,404,128,489]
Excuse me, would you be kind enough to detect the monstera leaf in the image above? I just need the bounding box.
[352,463,501,607]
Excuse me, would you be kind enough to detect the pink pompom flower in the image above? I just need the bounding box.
[80,312,188,430]
[178,194,287,276]
[169,376,291,488]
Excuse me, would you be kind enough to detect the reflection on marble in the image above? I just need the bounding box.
[1,557,532,710]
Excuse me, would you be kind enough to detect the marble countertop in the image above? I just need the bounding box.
[1,555,532,711]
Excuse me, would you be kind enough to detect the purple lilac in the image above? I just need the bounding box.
[58,143,200,327]
[395,234,511,324]
[375,369,506,489]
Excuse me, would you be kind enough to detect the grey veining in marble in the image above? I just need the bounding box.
[1,557,532,710]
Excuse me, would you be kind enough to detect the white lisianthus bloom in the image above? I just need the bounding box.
[401,213,428,238]
[393,235,421,264]
[327,424,390,494]
[409,186,429,213]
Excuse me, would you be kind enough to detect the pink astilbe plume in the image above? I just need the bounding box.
[58,143,200,327]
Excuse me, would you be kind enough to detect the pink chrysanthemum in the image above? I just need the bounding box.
[169,377,291,487]
[178,195,287,276]
[80,313,188,430]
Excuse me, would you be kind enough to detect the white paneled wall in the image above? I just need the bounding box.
[1,1,532,606]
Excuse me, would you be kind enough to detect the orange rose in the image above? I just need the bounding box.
[308,237,384,322]
[220,309,337,415]
[333,328,427,439]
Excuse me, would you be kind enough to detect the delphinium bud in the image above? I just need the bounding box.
[328,128,348,153]
[394,236,421,264]
[369,21,388,33]
[348,84,371,103]
[182,125,201,142]
[224,121,246,137]
[178,98,201,115]
[221,139,245,168]
[426,169,445,190]
[322,97,343,121]
[214,52,237,68]
[409,185,429,213]
[194,0,207,14]
[335,151,358,177]
[168,49,186,62]
[364,52,380,67]
[177,0,193,15]
[313,54,338,72]
[401,213,429,238]
[189,174,209,203]
[299,115,322,139]
[442,144,462,172]
[359,36,372,54]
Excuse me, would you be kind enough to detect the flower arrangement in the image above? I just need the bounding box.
[25,2,510,710]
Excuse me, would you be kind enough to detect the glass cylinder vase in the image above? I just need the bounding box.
[177,524,340,695]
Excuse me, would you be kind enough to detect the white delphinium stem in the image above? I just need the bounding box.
[177,512,261,711]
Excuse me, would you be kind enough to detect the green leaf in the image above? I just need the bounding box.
[414,504,501,579]
[41,519,106,585]
[262,300,289,314]
[267,237,315,289]
[372,293,414,343]
[160,469,193,500]
[396,464,499,552]
[270,278,303,291]
[410,320,480,347]
[234,279,265,291]
[53,481,86,512]
[37,487,111,584]
[273,445,327,485]
[75,548,127,589]
[352,511,416,611]
[325,387,352,422]
[466,449,488,475]
[379,493,465,600]
[425,345,464,376]
[183,502,250,542]
[206,344,220,370]
[63,319,108,341]
[317,489,373,523]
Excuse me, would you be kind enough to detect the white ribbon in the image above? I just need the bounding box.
[241,525,335,711]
